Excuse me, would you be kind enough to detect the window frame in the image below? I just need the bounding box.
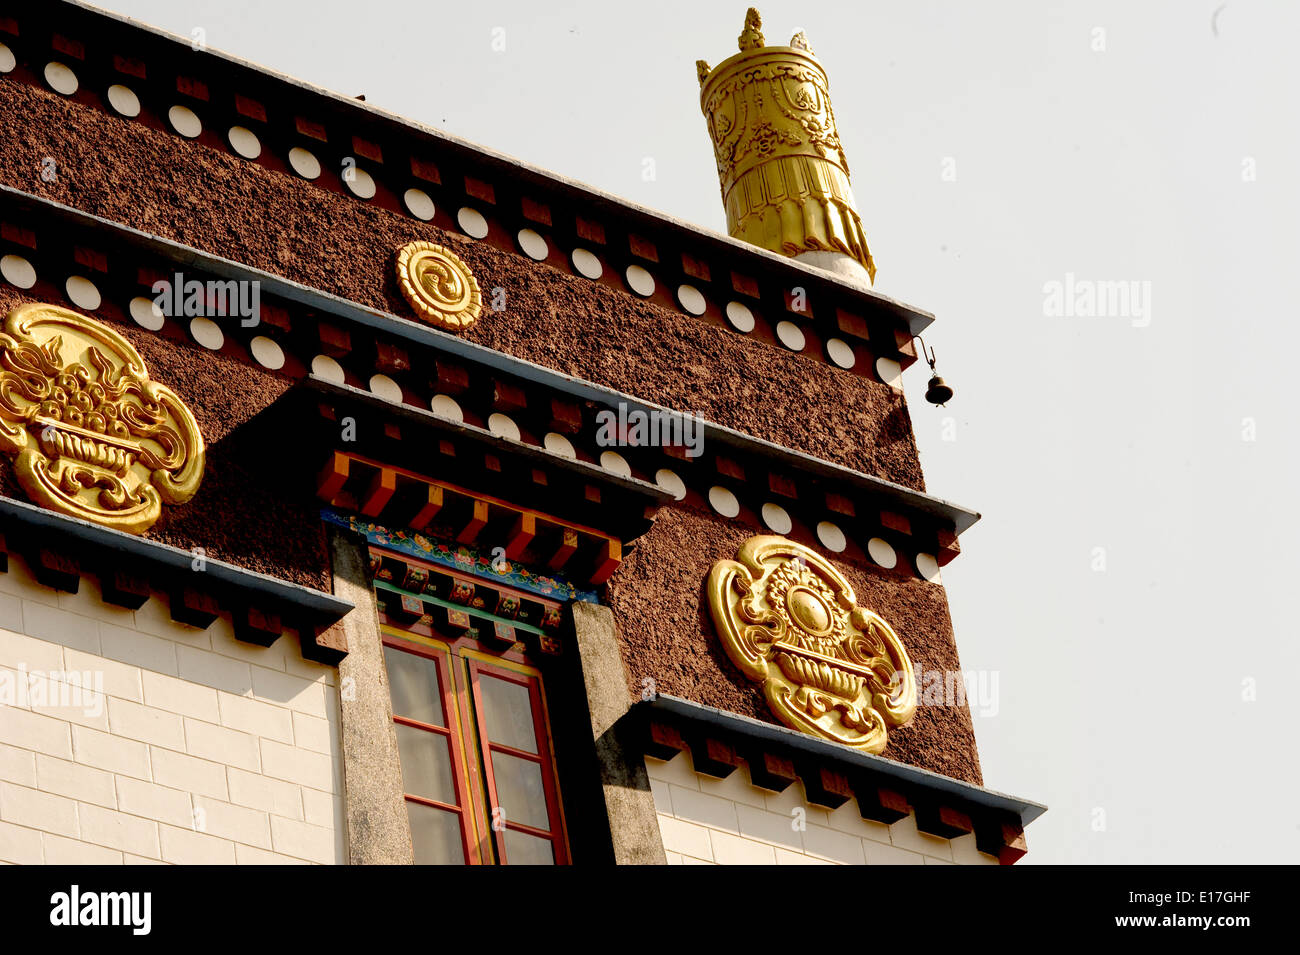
[381,634,485,865]
[380,626,569,865]
[466,656,569,865]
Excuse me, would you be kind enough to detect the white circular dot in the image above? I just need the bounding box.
[404,188,436,221]
[517,229,548,261]
[655,468,687,501]
[311,354,345,384]
[816,521,846,553]
[0,43,15,74]
[249,336,285,370]
[227,126,262,160]
[430,394,463,422]
[776,320,806,352]
[876,357,902,387]
[65,276,101,311]
[708,485,740,518]
[168,105,202,138]
[725,301,755,333]
[600,450,631,477]
[129,296,166,331]
[1,254,37,290]
[543,432,576,459]
[761,503,793,535]
[488,413,520,441]
[369,374,402,402]
[457,207,489,239]
[190,317,224,350]
[289,147,321,180]
[826,338,856,369]
[345,167,376,200]
[867,537,898,569]
[916,553,942,583]
[571,248,602,280]
[44,62,78,96]
[677,284,706,316]
[625,265,655,297]
[106,84,140,118]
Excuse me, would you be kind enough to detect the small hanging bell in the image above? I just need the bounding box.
[925,374,954,406]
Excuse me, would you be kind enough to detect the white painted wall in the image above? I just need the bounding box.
[647,750,999,865]
[0,556,345,864]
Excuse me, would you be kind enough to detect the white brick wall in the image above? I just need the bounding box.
[646,750,1000,866]
[0,556,345,865]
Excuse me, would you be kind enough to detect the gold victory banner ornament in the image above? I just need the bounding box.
[0,304,205,534]
[697,9,877,283]
[708,536,916,752]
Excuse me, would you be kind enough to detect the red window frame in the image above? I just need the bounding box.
[467,659,568,865]
[382,636,484,865]
[382,631,568,865]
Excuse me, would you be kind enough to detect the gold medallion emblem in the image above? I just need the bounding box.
[0,303,204,534]
[395,241,482,332]
[708,535,916,753]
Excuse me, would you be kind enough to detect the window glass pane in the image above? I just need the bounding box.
[407,801,465,865]
[383,645,445,727]
[395,723,457,805]
[479,673,538,753]
[490,750,550,830]
[503,828,554,865]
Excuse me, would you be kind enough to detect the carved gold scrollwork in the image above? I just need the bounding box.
[708,535,916,753]
[0,303,204,534]
[395,241,483,332]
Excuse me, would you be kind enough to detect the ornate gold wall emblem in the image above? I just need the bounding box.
[395,241,482,332]
[0,303,204,534]
[708,535,916,753]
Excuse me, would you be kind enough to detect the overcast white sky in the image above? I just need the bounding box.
[94,0,1300,863]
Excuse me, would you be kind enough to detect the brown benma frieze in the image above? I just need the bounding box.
[0,188,971,583]
[0,233,984,782]
[0,204,980,781]
[0,117,981,784]
[0,2,931,370]
[0,26,932,492]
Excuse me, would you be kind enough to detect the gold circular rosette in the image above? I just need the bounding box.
[707,535,916,753]
[395,241,482,332]
[0,303,204,534]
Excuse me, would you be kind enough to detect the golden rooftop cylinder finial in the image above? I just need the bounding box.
[697,9,876,284]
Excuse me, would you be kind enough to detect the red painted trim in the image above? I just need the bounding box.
[383,627,569,864]
[382,634,480,864]
[466,659,569,865]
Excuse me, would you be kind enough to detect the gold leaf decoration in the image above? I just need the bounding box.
[395,241,483,332]
[0,303,204,534]
[707,535,916,752]
[699,9,876,281]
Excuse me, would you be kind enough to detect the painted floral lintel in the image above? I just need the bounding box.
[322,510,600,603]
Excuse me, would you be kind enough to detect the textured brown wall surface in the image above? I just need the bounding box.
[0,76,980,782]
[0,78,925,491]
[0,285,331,591]
[607,507,983,785]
